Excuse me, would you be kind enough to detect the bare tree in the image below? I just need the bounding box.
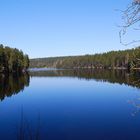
[119,0,140,45]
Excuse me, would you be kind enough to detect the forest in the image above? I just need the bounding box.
[30,47,140,70]
[0,44,29,73]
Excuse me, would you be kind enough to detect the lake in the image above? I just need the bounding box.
[0,69,140,140]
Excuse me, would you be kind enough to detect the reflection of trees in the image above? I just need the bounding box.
[17,109,41,140]
[128,98,140,117]
[30,69,140,117]
[0,73,30,101]
[30,69,140,89]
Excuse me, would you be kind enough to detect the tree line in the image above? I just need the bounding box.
[30,47,140,70]
[0,44,29,73]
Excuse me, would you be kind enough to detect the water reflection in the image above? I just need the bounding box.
[0,69,140,140]
[30,69,140,118]
[30,69,140,89]
[0,73,30,101]
[17,110,41,140]
[128,94,140,117]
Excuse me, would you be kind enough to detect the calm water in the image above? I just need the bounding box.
[0,69,140,140]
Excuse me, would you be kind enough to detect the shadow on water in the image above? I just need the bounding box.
[0,73,30,101]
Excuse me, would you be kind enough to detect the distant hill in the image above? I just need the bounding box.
[30,47,140,70]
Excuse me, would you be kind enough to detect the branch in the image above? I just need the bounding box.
[119,0,140,45]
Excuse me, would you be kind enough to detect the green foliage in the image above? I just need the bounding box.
[30,47,140,70]
[0,44,29,73]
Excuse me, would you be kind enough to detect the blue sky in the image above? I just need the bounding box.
[0,0,138,58]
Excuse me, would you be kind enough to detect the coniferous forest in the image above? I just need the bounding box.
[0,44,29,73]
[1,44,140,72]
[30,47,140,70]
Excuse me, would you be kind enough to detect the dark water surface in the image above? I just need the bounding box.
[0,69,140,140]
